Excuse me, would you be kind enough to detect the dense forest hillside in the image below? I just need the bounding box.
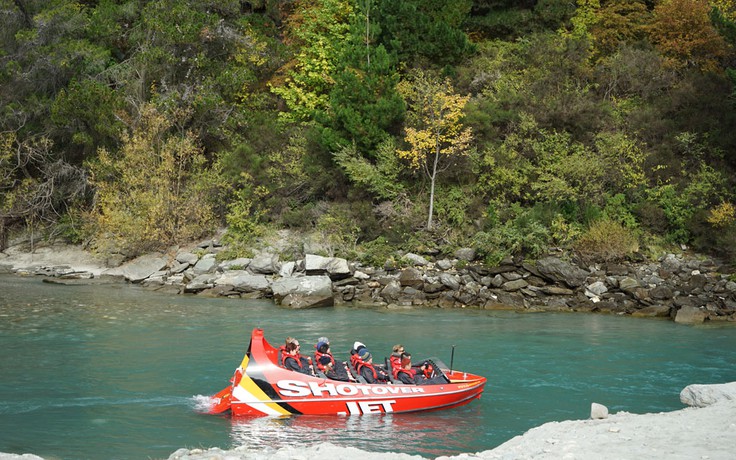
[1,0,735,267]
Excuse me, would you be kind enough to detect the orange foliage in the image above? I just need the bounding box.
[649,0,731,72]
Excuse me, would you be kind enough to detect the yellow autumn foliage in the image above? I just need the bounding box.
[89,104,223,256]
[397,71,473,229]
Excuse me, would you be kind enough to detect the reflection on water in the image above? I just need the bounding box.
[229,410,481,457]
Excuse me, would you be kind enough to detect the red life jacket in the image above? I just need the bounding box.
[279,345,307,370]
[394,365,417,380]
[350,352,378,380]
[356,359,378,380]
[349,352,362,369]
[314,350,335,372]
[389,354,401,374]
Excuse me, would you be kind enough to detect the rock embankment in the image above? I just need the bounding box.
[2,240,735,323]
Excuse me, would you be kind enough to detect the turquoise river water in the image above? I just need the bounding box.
[1,274,735,459]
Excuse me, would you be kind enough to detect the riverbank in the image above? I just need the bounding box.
[1,236,734,324]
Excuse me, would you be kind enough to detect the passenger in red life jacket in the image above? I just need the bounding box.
[281,337,313,375]
[395,352,444,385]
[355,348,389,384]
[314,337,349,381]
[389,344,405,376]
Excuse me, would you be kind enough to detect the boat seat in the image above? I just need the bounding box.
[312,354,328,379]
[347,359,367,384]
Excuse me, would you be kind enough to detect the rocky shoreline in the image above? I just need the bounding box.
[1,238,735,324]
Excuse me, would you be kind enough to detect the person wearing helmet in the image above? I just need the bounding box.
[354,348,389,384]
[314,337,349,381]
[395,352,443,385]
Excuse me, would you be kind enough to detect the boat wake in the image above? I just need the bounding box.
[0,395,192,415]
[191,394,218,413]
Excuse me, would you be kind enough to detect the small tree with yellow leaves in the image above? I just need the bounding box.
[397,71,473,229]
[89,104,223,256]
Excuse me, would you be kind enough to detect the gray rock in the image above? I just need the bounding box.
[220,258,251,270]
[680,382,736,407]
[484,291,526,309]
[586,281,608,296]
[279,261,295,277]
[196,238,221,249]
[631,304,672,317]
[619,277,641,291]
[605,263,629,276]
[304,254,351,279]
[674,306,707,324]
[403,252,429,266]
[192,254,217,275]
[185,273,217,292]
[502,271,523,281]
[590,402,609,419]
[271,275,332,300]
[215,272,270,292]
[424,282,444,294]
[454,247,476,261]
[170,261,189,274]
[109,253,170,283]
[436,259,453,270]
[250,253,280,274]
[175,251,199,265]
[542,286,575,295]
[399,267,423,287]
[280,293,333,309]
[661,253,682,273]
[439,273,461,290]
[380,280,403,302]
[650,285,674,300]
[502,279,528,292]
[536,257,589,288]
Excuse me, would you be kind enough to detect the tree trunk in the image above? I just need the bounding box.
[427,145,440,229]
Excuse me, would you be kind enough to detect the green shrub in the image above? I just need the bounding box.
[314,203,361,258]
[215,242,255,261]
[472,217,550,266]
[89,105,223,257]
[433,185,472,228]
[356,237,397,268]
[574,218,639,264]
[280,202,317,228]
[602,193,638,229]
[53,209,89,245]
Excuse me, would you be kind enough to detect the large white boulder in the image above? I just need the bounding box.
[680,382,736,408]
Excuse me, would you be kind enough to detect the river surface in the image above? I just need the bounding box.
[1,275,735,459]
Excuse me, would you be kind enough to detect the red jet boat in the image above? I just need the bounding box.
[208,328,487,416]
